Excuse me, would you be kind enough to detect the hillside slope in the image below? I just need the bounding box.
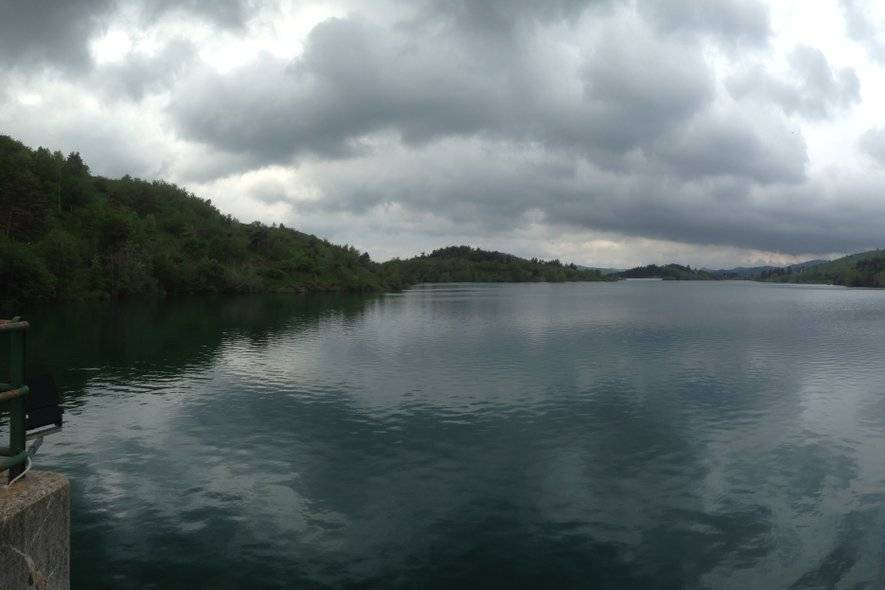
[712,259,828,279]
[0,135,404,306]
[382,246,610,283]
[0,136,610,307]
[763,250,885,287]
[617,263,716,280]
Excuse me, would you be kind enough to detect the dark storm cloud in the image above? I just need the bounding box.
[414,0,770,60]
[418,0,604,34]
[637,0,770,45]
[170,13,715,163]
[728,46,861,119]
[302,136,880,255]
[96,38,198,100]
[578,28,715,153]
[650,109,807,183]
[168,17,522,160]
[166,2,854,256]
[138,0,252,30]
[0,0,248,74]
[0,0,114,72]
[841,0,885,62]
[3,0,877,260]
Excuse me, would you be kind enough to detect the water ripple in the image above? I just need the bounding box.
[18,284,885,588]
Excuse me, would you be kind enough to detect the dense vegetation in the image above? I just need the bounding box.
[0,136,608,308]
[712,265,782,280]
[11,133,877,303]
[617,263,715,280]
[712,260,827,280]
[762,250,885,287]
[381,246,610,283]
[0,135,410,308]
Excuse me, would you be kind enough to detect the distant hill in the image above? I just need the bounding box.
[9,135,878,303]
[1,135,617,309]
[710,265,780,279]
[617,263,715,281]
[382,246,610,283]
[578,266,623,275]
[762,250,885,287]
[711,259,828,279]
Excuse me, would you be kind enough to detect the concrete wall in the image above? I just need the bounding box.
[0,471,70,590]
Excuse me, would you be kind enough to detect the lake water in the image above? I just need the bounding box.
[14,281,885,588]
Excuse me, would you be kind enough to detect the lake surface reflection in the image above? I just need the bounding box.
[19,282,885,588]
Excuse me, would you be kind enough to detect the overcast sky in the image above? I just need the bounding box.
[3,0,885,267]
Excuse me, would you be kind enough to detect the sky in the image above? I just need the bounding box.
[2,0,885,268]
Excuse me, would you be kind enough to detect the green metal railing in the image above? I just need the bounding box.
[0,317,29,483]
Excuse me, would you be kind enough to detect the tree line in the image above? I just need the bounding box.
[0,135,408,308]
[616,263,715,280]
[0,136,607,309]
[761,249,885,287]
[383,246,609,283]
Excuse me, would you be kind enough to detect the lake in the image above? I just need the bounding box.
[17,281,885,588]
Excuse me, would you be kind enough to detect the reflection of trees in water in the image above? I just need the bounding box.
[22,294,378,405]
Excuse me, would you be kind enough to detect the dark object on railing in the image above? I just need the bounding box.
[26,374,63,436]
[1,319,64,484]
[0,317,29,482]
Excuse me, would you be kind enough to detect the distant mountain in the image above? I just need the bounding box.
[710,265,779,279]
[578,266,623,275]
[382,246,611,283]
[711,259,828,280]
[762,250,885,287]
[787,259,830,272]
[616,263,716,281]
[0,135,615,309]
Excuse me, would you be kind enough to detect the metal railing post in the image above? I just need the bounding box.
[1,317,30,483]
[8,325,27,481]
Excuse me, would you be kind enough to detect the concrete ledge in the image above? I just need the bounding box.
[0,471,70,590]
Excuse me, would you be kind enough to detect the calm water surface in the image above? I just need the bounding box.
[15,281,885,588]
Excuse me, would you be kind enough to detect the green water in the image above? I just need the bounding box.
[15,281,885,588]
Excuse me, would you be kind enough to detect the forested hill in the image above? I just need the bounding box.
[381,246,610,283]
[617,263,716,280]
[762,250,885,287]
[0,134,406,307]
[711,259,827,279]
[0,136,608,307]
